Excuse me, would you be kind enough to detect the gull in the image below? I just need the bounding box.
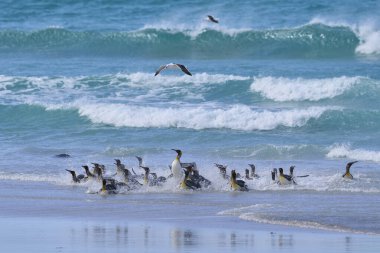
[154,63,192,76]
[207,15,219,23]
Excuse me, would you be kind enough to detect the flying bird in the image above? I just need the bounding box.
[207,15,219,23]
[154,63,192,76]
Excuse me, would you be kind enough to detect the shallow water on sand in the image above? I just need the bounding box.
[2,215,380,253]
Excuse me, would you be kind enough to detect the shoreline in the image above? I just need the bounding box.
[0,179,379,236]
[2,215,380,253]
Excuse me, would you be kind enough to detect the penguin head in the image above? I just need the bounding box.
[279,168,284,175]
[271,171,276,181]
[290,166,295,175]
[114,159,121,165]
[346,161,358,171]
[249,164,256,173]
[172,149,182,158]
[136,156,143,165]
[66,169,75,176]
[141,166,150,174]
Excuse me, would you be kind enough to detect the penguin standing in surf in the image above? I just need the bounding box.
[66,169,86,183]
[171,149,184,180]
[215,163,230,180]
[249,164,260,178]
[342,161,358,179]
[230,170,249,191]
[180,168,201,190]
[278,168,296,185]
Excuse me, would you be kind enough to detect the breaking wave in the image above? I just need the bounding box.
[0,24,360,58]
[75,103,331,131]
[250,76,363,102]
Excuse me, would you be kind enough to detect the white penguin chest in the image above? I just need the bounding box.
[171,159,182,178]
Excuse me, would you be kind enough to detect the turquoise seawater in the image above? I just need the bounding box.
[0,0,380,235]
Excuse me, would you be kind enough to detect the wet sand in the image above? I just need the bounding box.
[1,180,379,253]
[2,216,380,253]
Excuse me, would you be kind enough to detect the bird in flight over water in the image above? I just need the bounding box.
[154,63,192,76]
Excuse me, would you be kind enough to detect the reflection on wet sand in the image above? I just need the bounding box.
[271,232,294,249]
[62,222,379,253]
[171,229,197,249]
[69,224,265,251]
[2,217,379,253]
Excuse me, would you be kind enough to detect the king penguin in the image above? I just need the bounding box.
[171,149,183,180]
[343,161,358,180]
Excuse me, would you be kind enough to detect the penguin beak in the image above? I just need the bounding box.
[171,149,181,155]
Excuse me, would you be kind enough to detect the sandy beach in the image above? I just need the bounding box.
[4,216,380,253]
[1,180,379,253]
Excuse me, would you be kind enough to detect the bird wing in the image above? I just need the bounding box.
[214,163,227,169]
[181,162,195,168]
[176,64,192,76]
[186,179,201,189]
[282,174,293,181]
[154,65,167,76]
[236,180,246,188]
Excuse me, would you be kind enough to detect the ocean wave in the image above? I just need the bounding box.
[250,76,362,102]
[233,172,380,194]
[115,72,250,87]
[327,144,380,163]
[0,72,251,105]
[0,72,249,90]
[355,22,380,55]
[239,213,373,234]
[1,164,380,194]
[0,24,360,58]
[217,204,272,215]
[75,103,331,131]
[310,17,380,55]
[212,144,326,160]
[0,171,71,185]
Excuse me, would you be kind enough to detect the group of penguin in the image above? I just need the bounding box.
[65,149,359,195]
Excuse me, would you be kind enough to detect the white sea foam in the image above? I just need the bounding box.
[75,103,331,131]
[250,76,361,102]
[141,20,251,38]
[114,72,250,87]
[239,213,372,234]
[217,204,272,215]
[355,22,380,55]
[0,72,249,91]
[0,171,71,185]
[327,144,380,163]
